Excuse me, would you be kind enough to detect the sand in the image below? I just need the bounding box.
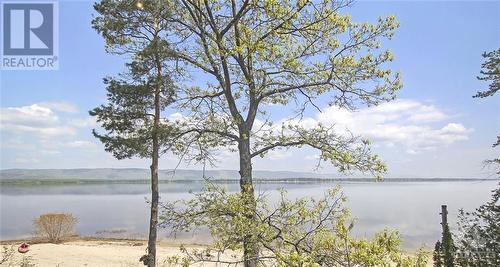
[1,238,433,267]
[1,239,228,267]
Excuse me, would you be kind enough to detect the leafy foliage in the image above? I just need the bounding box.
[89,74,176,159]
[91,0,177,160]
[156,2,403,260]
[473,49,500,98]
[455,184,500,266]
[160,183,428,266]
[158,0,402,178]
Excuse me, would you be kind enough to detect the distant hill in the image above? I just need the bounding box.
[0,168,333,181]
[1,168,495,185]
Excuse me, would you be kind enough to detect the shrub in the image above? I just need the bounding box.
[161,183,428,266]
[33,213,77,243]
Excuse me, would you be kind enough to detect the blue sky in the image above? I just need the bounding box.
[1,0,499,178]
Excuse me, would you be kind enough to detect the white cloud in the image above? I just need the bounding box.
[1,124,77,137]
[317,99,449,125]
[168,112,186,121]
[277,99,472,154]
[1,102,99,168]
[408,105,447,122]
[440,123,468,134]
[0,103,81,137]
[38,101,78,113]
[0,104,59,127]
[66,140,96,148]
[171,99,472,157]
[266,150,293,160]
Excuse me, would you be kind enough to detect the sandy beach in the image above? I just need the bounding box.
[1,238,434,267]
[1,238,233,267]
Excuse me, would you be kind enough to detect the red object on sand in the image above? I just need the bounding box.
[18,243,29,253]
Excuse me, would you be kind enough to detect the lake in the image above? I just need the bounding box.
[0,180,497,250]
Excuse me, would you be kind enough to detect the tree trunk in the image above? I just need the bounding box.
[145,55,162,266]
[238,137,259,267]
[146,97,160,266]
[147,139,159,267]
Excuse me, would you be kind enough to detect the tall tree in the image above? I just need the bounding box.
[159,1,401,265]
[91,1,176,265]
[473,48,500,174]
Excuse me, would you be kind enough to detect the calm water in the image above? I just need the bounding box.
[0,180,497,249]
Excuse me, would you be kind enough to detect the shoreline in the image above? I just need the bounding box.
[0,237,215,267]
[0,235,219,249]
[0,236,433,267]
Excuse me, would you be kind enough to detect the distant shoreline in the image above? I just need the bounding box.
[1,177,497,186]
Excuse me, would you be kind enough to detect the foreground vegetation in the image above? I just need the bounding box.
[161,183,428,266]
[432,184,499,267]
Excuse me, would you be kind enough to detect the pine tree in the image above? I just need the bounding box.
[433,241,443,267]
[435,205,455,267]
[91,1,176,266]
[442,219,455,267]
